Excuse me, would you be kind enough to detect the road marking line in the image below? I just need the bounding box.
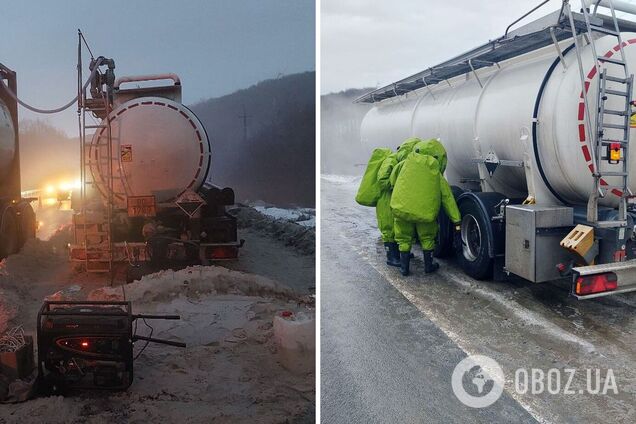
[439,266,596,353]
[339,234,552,424]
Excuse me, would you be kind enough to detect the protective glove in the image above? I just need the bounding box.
[453,223,462,250]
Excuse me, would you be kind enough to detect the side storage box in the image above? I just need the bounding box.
[505,205,573,282]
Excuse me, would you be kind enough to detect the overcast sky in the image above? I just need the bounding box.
[0,0,315,134]
[321,0,575,94]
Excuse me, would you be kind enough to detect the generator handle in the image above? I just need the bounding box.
[133,335,186,348]
[132,314,181,320]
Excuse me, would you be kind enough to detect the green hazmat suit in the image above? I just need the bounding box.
[391,138,461,252]
[375,153,397,242]
[372,138,421,242]
[356,148,392,207]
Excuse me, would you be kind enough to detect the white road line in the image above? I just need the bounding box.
[439,266,596,353]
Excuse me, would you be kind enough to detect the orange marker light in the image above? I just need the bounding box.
[81,341,89,348]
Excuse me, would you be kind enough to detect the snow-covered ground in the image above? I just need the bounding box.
[252,205,316,228]
[0,253,315,422]
[0,204,315,422]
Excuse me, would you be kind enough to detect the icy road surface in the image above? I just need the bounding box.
[321,175,636,423]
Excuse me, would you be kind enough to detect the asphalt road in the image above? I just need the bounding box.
[320,175,636,423]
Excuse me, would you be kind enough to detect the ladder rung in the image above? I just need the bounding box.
[602,122,628,129]
[600,171,628,177]
[604,89,629,97]
[595,220,627,228]
[590,25,619,36]
[599,57,626,66]
[85,125,107,129]
[601,139,628,145]
[603,109,627,116]
[602,75,628,84]
[600,183,627,189]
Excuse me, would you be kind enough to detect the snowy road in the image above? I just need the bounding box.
[320,175,636,423]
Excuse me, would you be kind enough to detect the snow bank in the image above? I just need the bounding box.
[88,265,299,303]
[321,174,360,185]
[230,206,315,255]
[252,206,315,228]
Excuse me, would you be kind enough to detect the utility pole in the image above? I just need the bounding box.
[238,105,251,142]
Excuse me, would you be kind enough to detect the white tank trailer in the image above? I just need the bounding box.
[70,60,240,269]
[0,64,36,258]
[358,2,636,299]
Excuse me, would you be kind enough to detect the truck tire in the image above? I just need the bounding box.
[17,202,36,249]
[0,207,19,258]
[457,197,493,279]
[434,185,465,258]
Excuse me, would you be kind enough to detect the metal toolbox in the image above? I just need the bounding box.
[505,205,573,283]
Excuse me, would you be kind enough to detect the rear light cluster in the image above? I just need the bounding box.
[575,272,618,295]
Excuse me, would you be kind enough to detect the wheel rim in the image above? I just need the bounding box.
[461,214,482,262]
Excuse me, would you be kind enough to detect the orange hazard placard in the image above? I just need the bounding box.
[127,195,156,217]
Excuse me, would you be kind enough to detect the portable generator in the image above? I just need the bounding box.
[37,301,185,392]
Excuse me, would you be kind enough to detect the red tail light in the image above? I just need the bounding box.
[208,246,238,260]
[575,272,618,295]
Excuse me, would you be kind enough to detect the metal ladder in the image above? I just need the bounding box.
[79,96,114,273]
[568,0,634,227]
[77,43,114,273]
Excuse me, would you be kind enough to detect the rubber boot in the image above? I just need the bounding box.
[384,242,400,267]
[399,252,411,276]
[423,250,439,274]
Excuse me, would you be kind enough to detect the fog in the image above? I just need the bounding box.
[17,73,315,209]
[321,89,372,175]
[19,120,78,191]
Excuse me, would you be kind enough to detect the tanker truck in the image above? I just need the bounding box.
[357,0,636,299]
[70,55,241,272]
[0,64,36,258]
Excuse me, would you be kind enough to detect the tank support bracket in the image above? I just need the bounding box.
[472,150,524,177]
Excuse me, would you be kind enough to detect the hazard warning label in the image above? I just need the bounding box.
[121,145,133,162]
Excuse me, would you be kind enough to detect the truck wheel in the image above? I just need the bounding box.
[0,208,19,258]
[457,199,493,279]
[17,203,36,248]
[434,185,465,258]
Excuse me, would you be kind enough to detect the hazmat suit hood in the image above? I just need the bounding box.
[414,138,448,173]
[396,138,421,162]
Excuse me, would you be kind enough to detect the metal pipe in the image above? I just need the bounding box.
[549,26,567,68]
[582,0,636,15]
[504,0,553,37]
[468,59,483,88]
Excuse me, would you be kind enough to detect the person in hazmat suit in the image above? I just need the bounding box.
[375,138,421,266]
[390,138,461,276]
